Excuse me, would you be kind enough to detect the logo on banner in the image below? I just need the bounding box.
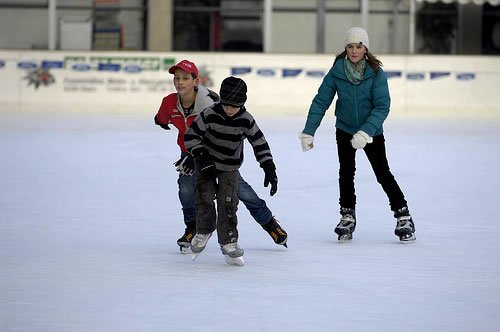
[16,60,61,89]
[24,68,55,89]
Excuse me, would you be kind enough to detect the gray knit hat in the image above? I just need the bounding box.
[344,27,369,49]
[220,76,247,107]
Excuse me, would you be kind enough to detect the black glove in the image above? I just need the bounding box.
[261,160,278,196]
[154,114,170,130]
[194,148,216,179]
[174,154,195,176]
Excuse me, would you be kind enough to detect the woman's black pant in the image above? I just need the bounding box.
[336,128,407,212]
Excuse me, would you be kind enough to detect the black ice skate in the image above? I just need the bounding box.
[394,207,416,242]
[177,222,196,253]
[262,217,288,247]
[334,208,356,242]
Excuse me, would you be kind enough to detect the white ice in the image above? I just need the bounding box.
[1,111,499,332]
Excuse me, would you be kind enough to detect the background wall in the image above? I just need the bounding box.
[0,1,492,55]
[271,0,412,54]
[0,0,417,54]
[1,50,498,117]
[0,0,144,50]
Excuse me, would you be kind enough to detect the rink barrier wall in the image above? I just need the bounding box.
[0,50,499,117]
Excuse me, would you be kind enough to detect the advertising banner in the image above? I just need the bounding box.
[0,50,499,116]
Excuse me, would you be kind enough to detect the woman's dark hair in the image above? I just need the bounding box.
[334,49,382,73]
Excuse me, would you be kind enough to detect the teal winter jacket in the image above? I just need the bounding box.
[303,58,390,137]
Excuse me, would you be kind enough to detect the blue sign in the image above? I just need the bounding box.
[256,69,275,77]
[456,73,475,81]
[41,60,64,70]
[17,62,38,70]
[407,73,425,80]
[305,71,325,77]
[231,67,252,75]
[430,72,451,80]
[123,65,142,73]
[72,63,92,71]
[386,71,402,79]
[98,63,121,72]
[283,69,302,77]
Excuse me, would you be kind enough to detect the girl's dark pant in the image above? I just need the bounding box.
[336,129,407,212]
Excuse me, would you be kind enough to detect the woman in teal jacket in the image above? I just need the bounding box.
[299,27,416,242]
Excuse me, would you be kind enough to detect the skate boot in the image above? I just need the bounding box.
[221,242,245,266]
[190,232,212,261]
[262,217,288,247]
[177,222,196,254]
[394,207,416,242]
[334,207,356,242]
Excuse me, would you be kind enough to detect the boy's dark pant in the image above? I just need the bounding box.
[177,170,272,225]
[194,169,239,245]
[336,128,407,212]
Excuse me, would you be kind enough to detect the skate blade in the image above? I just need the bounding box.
[400,233,416,242]
[224,255,245,267]
[338,234,352,242]
[192,252,202,261]
[180,246,192,254]
[277,236,288,247]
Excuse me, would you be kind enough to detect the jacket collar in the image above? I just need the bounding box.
[214,102,246,119]
[332,58,375,81]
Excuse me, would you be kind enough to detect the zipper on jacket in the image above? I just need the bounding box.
[354,87,359,129]
[183,111,196,131]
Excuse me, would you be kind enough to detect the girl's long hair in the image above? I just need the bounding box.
[333,49,382,73]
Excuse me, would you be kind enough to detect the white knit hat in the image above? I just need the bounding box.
[344,27,369,49]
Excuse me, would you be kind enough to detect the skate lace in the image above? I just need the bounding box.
[340,215,355,225]
[397,217,412,228]
[223,243,239,251]
[223,243,243,256]
[183,230,195,238]
[193,233,209,244]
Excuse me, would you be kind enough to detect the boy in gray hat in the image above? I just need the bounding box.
[185,76,278,266]
[154,60,287,254]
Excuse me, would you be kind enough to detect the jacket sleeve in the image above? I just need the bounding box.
[302,68,338,136]
[246,117,273,165]
[184,113,207,156]
[359,70,390,136]
[154,96,173,130]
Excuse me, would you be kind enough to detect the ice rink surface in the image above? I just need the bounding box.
[1,111,499,332]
